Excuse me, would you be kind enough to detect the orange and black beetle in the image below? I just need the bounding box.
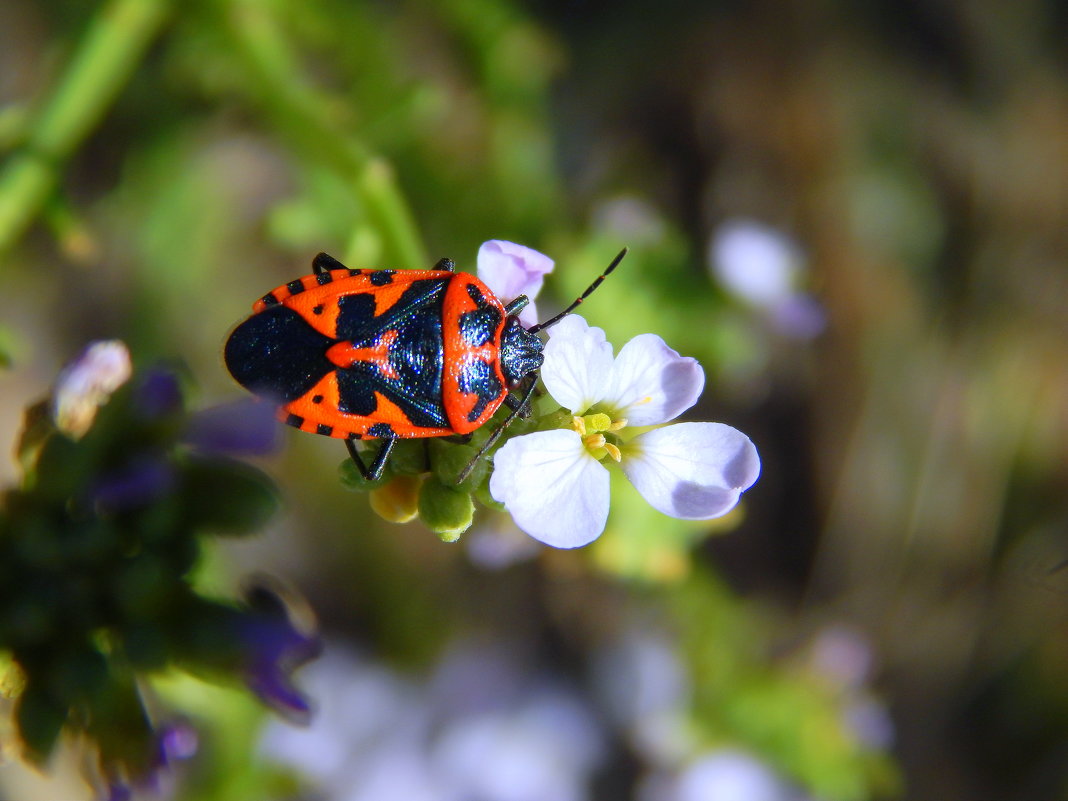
[225,250,625,481]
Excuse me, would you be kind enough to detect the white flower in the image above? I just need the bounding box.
[489,316,760,548]
[476,239,554,327]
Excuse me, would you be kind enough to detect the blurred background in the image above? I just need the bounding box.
[2,0,1068,799]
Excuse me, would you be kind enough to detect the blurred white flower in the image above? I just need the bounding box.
[260,641,605,801]
[709,219,825,339]
[806,625,894,750]
[52,339,132,438]
[641,750,803,801]
[592,631,693,764]
[464,522,541,570]
[432,687,603,801]
[489,316,760,548]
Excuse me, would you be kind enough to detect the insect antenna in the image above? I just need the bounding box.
[455,376,539,485]
[526,247,628,334]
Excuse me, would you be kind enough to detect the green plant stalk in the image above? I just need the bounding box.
[225,0,427,268]
[0,0,172,260]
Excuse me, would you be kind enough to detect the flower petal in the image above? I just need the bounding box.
[489,430,610,548]
[477,240,554,327]
[540,315,614,415]
[621,423,759,520]
[602,334,704,425]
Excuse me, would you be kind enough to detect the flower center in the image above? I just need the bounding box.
[571,413,626,462]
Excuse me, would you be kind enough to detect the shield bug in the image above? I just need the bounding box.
[224,249,627,482]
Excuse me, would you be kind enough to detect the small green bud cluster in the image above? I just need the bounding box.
[338,400,557,540]
[0,354,290,787]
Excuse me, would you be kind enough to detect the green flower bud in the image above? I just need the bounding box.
[387,440,429,475]
[427,439,487,488]
[338,455,390,491]
[418,476,474,542]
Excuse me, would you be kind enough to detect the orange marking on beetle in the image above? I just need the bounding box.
[281,372,452,439]
[325,330,399,379]
[439,274,510,434]
[369,281,414,317]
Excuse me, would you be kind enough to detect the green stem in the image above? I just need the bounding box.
[225,0,427,268]
[0,0,172,260]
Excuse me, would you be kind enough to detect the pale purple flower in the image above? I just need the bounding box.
[489,316,760,548]
[476,240,554,327]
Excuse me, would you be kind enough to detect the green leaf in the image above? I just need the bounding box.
[179,457,280,535]
[14,682,66,764]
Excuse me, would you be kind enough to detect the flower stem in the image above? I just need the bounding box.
[0,0,172,260]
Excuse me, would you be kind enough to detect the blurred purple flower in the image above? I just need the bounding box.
[238,613,322,725]
[90,456,175,513]
[844,697,895,750]
[99,720,198,801]
[183,398,281,456]
[769,294,827,340]
[154,719,198,767]
[133,369,183,420]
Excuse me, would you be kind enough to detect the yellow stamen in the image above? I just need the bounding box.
[584,433,606,450]
[603,442,622,462]
[608,418,628,432]
[572,415,586,435]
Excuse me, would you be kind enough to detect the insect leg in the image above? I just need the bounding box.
[313,252,348,274]
[432,258,455,272]
[455,378,539,484]
[502,374,538,418]
[345,436,397,482]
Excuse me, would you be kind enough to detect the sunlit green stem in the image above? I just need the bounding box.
[225,0,427,268]
[0,0,172,260]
